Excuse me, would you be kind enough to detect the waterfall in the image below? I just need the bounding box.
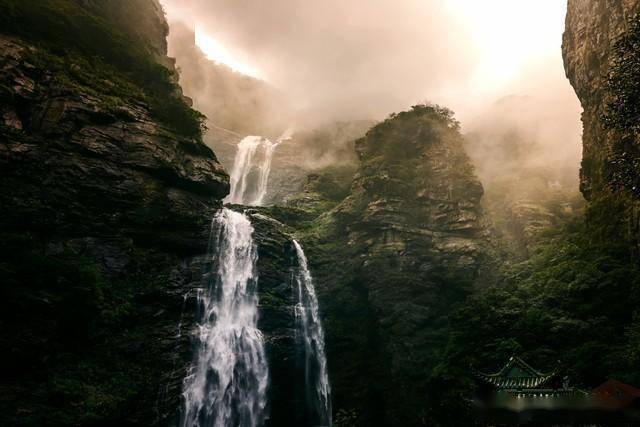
[181,208,269,427]
[253,139,277,206]
[224,136,277,206]
[292,240,332,427]
[225,131,291,206]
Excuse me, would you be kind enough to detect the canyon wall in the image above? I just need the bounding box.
[563,0,640,245]
[0,1,229,424]
[288,105,492,426]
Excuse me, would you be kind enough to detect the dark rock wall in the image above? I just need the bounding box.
[563,0,640,244]
[0,2,231,425]
[0,36,228,240]
[298,105,492,426]
[246,212,301,427]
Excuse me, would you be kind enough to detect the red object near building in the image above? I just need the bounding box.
[592,379,640,410]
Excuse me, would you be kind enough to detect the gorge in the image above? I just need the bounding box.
[1,1,640,426]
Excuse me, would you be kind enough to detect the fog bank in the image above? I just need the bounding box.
[161,0,583,194]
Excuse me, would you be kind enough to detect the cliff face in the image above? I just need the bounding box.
[168,22,291,139]
[563,0,640,240]
[465,96,583,259]
[297,105,492,426]
[0,36,228,239]
[0,1,230,424]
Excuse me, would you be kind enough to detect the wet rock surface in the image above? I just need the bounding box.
[291,106,493,426]
[0,36,228,240]
[181,208,307,427]
[563,0,640,217]
[0,6,229,424]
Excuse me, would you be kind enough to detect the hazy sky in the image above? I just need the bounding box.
[161,0,581,141]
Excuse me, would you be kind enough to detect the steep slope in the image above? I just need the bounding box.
[465,95,583,259]
[563,0,640,246]
[296,105,492,426]
[266,120,372,206]
[168,22,290,140]
[0,1,229,424]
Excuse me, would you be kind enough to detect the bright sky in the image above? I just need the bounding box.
[445,0,568,94]
[193,1,567,91]
[168,0,576,127]
[195,28,262,78]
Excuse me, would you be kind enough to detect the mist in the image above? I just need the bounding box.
[160,0,583,197]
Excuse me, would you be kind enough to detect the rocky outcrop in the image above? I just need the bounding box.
[174,209,305,427]
[464,96,583,258]
[0,36,228,241]
[563,0,640,242]
[0,1,230,424]
[168,22,291,138]
[336,107,488,274]
[298,105,492,426]
[245,211,303,427]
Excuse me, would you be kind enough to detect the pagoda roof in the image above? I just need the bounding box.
[474,356,557,390]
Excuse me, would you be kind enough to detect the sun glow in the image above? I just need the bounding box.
[445,0,568,93]
[195,28,262,78]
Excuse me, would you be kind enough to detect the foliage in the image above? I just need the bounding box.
[383,103,460,132]
[604,13,640,134]
[0,232,181,425]
[289,110,640,423]
[602,13,640,195]
[447,195,640,394]
[334,408,359,427]
[361,103,461,162]
[0,0,205,137]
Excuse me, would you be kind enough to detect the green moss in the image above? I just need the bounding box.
[605,13,640,134]
[0,232,184,425]
[260,288,289,307]
[449,203,640,391]
[0,0,205,138]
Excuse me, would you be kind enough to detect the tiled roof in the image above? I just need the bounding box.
[474,356,557,390]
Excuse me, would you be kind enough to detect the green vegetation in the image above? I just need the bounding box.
[428,193,640,422]
[603,13,640,195]
[281,164,357,222]
[1,1,638,421]
[306,191,640,426]
[0,232,183,425]
[364,104,460,161]
[0,0,205,137]
[279,105,482,426]
[605,13,640,134]
[278,105,640,425]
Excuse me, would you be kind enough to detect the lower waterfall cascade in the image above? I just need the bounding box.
[293,240,332,427]
[180,208,269,427]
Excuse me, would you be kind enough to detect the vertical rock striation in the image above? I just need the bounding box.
[302,105,492,426]
[0,1,229,425]
[563,0,640,244]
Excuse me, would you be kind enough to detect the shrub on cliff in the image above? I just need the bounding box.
[603,14,640,196]
[448,195,640,391]
[0,0,205,138]
[605,13,640,134]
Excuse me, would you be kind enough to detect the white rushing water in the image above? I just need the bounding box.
[224,131,291,206]
[293,240,332,427]
[181,208,269,427]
